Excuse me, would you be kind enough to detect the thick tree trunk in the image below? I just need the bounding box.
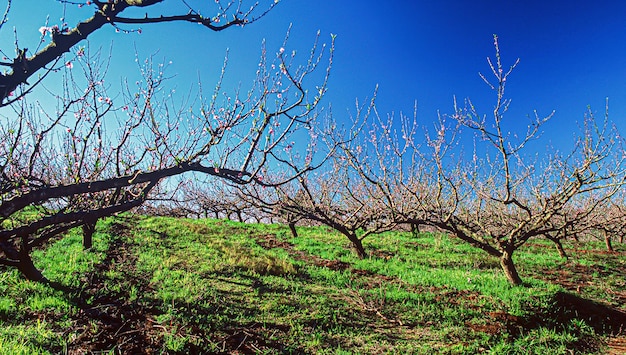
[500,250,523,286]
[18,252,45,282]
[288,222,298,238]
[545,234,568,259]
[1,239,45,281]
[16,242,45,281]
[346,234,367,259]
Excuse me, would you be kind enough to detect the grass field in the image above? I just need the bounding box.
[0,215,625,354]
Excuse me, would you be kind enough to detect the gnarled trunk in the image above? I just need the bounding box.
[554,240,569,259]
[1,239,45,281]
[546,235,568,259]
[18,251,45,282]
[346,233,367,259]
[500,250,523,286]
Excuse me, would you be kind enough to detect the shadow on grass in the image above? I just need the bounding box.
[20,222,626,354]
[548,291,626,334]
[38,222,309,354]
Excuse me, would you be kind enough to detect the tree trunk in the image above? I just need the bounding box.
[601,229,613,252]
[547,236,568,259]
[16,241,45,281]
[1,239,45,282]
[411,223,420,237]
[346,234,367,259]
[288,222,298,238]
[18,252,45,282]
[500,250,523,286]
[554,239,568,259]
[82,220,96,250]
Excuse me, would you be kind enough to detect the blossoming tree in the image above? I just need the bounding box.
[0,0,334,281]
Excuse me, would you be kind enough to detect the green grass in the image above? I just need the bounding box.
[0,215,623,353]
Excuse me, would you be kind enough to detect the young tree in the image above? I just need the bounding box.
[0,1,334,281]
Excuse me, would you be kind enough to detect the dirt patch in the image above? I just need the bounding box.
[216,322,303,354]
[466,311,522,335]
[254,233,352,272]
[538,262,626,308]
[61,222,166,354]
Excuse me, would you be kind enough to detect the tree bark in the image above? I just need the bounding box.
[500,250,523,286]
[554,239,569,259]
[603,229,614,252]
[1,239,45,281]
[82,220,97,250]
[288,222,298,238]
[547,235,568,259]
[18,251,45,282]
[346,233,367,259]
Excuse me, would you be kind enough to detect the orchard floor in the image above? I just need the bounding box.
[0,216,624,354]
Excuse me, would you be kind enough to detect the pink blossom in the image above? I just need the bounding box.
[65,61,73,69]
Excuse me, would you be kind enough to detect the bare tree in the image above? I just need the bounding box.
[424,37,625,285]
[341,36,625,286]
[179,179,263,222]
[569,190,626,253]
[237,103,399,259]
[0,1,334,281]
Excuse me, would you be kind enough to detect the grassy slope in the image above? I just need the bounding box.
[0,215,624,354]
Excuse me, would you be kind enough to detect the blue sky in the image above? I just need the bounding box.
[5,0,626,153]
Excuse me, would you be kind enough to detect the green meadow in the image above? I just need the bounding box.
[0,215,624,354]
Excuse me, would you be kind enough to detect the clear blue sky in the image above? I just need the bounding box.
[4,0,626,153]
